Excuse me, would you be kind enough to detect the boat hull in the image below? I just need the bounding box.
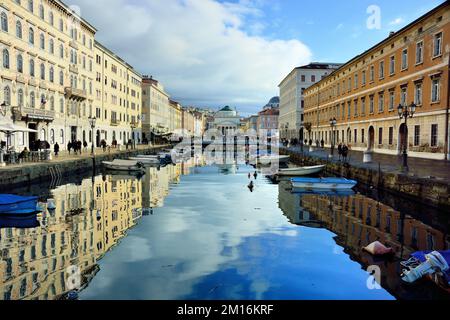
[258,155,290,165]
[291,178,357,190]
[0,195,39,215]
[102,160,145,172]
[278,165,325,176]
[128,157,160,165]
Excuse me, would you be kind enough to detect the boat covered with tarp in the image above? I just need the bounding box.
[0,194,39,215]
[291,177,357,190]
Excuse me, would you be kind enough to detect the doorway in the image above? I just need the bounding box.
[368,126,375,151]
[28,123,37,150]
[71,126,77,142]
[399,123,408,154]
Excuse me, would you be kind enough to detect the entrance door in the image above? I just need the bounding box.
[96,130,101,147]
[368,126,375,151]
[28,123,37,150]
[399,123,408,154]
[71,126,77,142]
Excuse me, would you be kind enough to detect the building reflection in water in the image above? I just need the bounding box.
[0,161,191,300]
[278,181,449,299]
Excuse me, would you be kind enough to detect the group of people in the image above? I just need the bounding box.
[67,140,87,155]
[337,143,350,162]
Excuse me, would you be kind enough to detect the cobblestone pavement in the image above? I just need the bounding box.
[284,146,450,181]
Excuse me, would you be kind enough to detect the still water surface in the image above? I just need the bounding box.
[1,158,449,300]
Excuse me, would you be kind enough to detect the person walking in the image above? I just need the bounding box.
[77,140,82,154]
[342,144,349,163]
[67,141,72,155]
[54,142,60,157]
[320,139,325,149]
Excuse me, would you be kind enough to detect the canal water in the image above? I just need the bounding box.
[0,157,449,300]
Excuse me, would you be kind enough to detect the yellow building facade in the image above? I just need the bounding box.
[93,41,142,147]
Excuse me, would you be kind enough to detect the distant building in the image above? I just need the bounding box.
[278,63,342,141]
[257,107,279,136]
[213,106,241,136]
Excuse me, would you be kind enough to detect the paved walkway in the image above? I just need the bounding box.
[284,146,450,181]
[0,144,169,169]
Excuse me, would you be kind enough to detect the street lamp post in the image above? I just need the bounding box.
[397,102,416,172]
[329,118,337,157]
[88,117,97,155]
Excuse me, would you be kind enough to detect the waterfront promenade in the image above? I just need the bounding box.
[285,146,450,181]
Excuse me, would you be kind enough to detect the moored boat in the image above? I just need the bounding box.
[0,194,39,215]
[128,157,160,165]
[0,214,40,229]
[102,159,145,172]
[278,165,325,176]
[291,177,357,190]
[258,155,290,165]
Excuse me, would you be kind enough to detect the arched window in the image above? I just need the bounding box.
[30,91,35,108]
[17,54,23,73]
[40,63,45,80]
[59,18,63,32]
[29,27,34,44]
[1,12,8,32]
[49,96,54,111]
[29,59,34,77]
[49,11,54,26]
[3,86,11,105]
[49,67,54,82]
[17,89,24,107]
[39,4,44,20]
[50,129,55,144]
[60,129,64,144]
[40,33,45,49]
[28,0,34,13]
[16,20,22,38]
[59,44,64,59]
[40,128,46,141]
[59,70,64,85]
[40,94,46,109]
[49,38,54,54]
[2,49,9,68]
[59,97,64,113]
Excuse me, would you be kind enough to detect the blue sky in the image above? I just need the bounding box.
[70,0,446,115]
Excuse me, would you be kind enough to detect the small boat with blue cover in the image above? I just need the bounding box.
[0,194,39,215]
[291,177,357,190]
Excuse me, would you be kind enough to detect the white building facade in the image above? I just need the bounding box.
[278,63,341,141]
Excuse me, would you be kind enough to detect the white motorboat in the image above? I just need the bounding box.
[278,165,325,176]
[128,157,160,165]
[258,155,290,165]
[136,154,159,159]
[102,159,145,172]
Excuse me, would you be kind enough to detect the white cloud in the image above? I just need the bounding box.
[69,0,312,114]
[389,17,405,26]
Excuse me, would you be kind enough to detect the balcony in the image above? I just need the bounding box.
[130,120,140,128]
[21,106,55,122]
[65,87,87,101]
[110,119,119,126]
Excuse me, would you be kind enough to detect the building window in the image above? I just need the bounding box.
[60,129,64,144]
[431,124,438,147]
[389,91,395,110]
[378,93,384,112]
[29,27,34,44]
[354,129,357,143]
[17,54,23,73]
[60,98,64,113]
[347,101,351,118]
[16,20,22,38]
[49,39,54,54]
[301,75,305,82]
[311,75,316,82]
[59,70,64,85]
[416,41,424,64]
[354,74,358,88]
[370,65,374,82]
[379,61,384,79]
[378,128,383,145]
[362,70,366,85]
[388,127,393,145]
[3,86,11,105]
[414,125,420,146]
[2,49,9,68]
[389,56,395,75]
[28,0,34,13]
[361,129,365,143]
[49,11,54,26]
[50,96,54,111]
[354,100,358,116]
[40,33,45,49]
[369,95,374,114]
[431,78,440,102]
[1,12,8,32]
[361,98,366,115]
[401,49,408,70]
[59,44,64,59]
[414,83,422,105]
[39,4,44,19]
[17,89,23,107]
[59,18,63,32]
[49,67,54,82]
[401,87,407,105]
[40,63,45,80]
[50,129,55,144]
[30,91,35,108]
[433,32,443,57]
